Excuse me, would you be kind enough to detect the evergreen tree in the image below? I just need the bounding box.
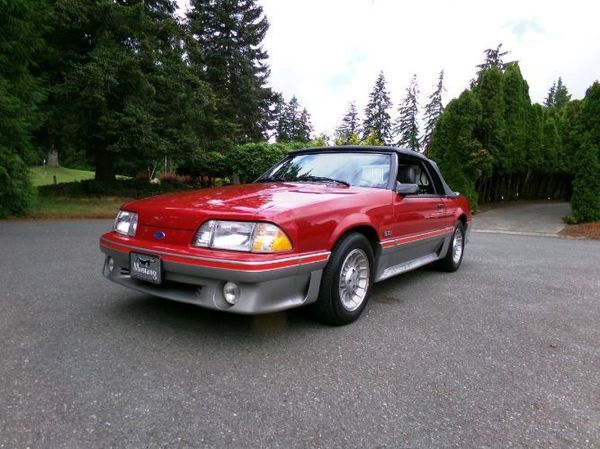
[0,0,44,216]
[544,81,556,107]
[363,71,393,144]
[501,63,530,171]
[526,104,545,171]
[476,44,514,72]
[479,44,508,68]
[553,77,571,108]
[42,0,215,181]
[473,67,506,169]
[559,99,582,174]
[187,0,275,142]
[571,82,600,222]
[540,109,561,173]
[298,108,313,142]
[472,44,515,86]
[395,74,420,151]
[276,96,312,142]
[428,90,488,206]
[335,102,361,144]
[544,77,571,109]
[422,70,445,154]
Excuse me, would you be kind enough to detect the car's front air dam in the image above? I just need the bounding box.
[100,245,328,314]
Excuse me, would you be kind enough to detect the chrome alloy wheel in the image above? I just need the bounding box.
[452,227,464,264]
[338,248,370,312]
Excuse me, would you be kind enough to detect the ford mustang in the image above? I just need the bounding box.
[100,146,471,325]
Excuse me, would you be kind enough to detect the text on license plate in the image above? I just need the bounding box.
[130,252,161,284]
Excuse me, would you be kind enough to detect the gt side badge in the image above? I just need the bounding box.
[383,230,392,237]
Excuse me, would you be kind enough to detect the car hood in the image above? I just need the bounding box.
[124,182,361,230]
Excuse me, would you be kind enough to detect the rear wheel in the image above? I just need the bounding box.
[311,233,374,325]
[435,222,465,272]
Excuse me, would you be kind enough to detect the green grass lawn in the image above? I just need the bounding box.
[30,166,95,187]
[28,196,130,219]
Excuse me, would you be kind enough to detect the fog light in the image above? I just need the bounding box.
[107,257,115,272]
[223,282,240,305]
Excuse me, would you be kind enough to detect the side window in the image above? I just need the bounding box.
[422,161,445,194]
[414,165,435,194]
[396,161,436,195]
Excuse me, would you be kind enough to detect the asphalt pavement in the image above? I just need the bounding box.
[474,201,571,236]
[1,219,599,449]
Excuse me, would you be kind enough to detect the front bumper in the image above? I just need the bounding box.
[100,237,329,314]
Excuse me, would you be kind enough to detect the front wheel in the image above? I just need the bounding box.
[311,233,374,325]
[435,222,465,272]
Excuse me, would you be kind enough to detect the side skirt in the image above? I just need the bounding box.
[374,233,453,283]
[375,252,442,282]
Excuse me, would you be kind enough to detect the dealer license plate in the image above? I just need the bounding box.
[130,253,162,284]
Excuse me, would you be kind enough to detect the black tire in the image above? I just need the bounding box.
[435,222,465,272]
[311,233,374,325]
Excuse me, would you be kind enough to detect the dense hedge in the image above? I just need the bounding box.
[179,141,305,184]
[571,82,600,222]
[428,64,599,220]
[226,142,305,183]
[38,178,192,199]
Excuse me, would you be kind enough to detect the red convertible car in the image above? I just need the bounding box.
[100,146,471,325]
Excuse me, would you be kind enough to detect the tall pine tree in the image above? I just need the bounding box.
[472,43,515,87]
[42,0,215,181]
[276,96,312,142]
[544,81,556,107]
[363,71,393,144]
[335,102,361,144]
[421,70,445,154]
[544,77,571,108]
[187,0,275,142]
[553,77,571,108]
[395,74,421,151]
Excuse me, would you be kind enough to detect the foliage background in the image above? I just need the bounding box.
[0,2,598,221]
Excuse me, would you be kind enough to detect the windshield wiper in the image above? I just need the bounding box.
[258,176,288,183]
[295,175,350,187]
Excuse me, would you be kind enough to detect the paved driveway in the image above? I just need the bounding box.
[1,220,599,448]
[474,201,570,236]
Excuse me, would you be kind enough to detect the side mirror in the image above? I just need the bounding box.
[395,182,420,195]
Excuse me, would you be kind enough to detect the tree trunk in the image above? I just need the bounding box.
[47,149,59,168]
[95,150,115,182]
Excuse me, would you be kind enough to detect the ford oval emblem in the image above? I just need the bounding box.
[153,231,166,240]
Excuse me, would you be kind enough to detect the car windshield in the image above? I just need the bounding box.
[257,152,392,189]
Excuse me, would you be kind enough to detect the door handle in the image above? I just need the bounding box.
[436,203,444,210]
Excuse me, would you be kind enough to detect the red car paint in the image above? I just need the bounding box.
[101,181,470,267]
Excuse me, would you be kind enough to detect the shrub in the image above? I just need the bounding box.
[571,140,600,222]
[0,150,35,217]
[159,172,193,185]
[228,142,305,183]
[38,178,192,199]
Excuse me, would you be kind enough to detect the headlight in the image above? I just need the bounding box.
[114,210,138,236]
[193,220,292,253]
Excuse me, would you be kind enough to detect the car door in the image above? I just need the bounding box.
[390,161,449,265]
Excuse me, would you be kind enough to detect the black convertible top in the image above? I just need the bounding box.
[289,145,456,196]
[290,145,428,160]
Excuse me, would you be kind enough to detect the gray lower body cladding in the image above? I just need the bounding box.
[101,246,326,314]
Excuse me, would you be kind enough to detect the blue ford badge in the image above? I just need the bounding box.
[153,231,166,240]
